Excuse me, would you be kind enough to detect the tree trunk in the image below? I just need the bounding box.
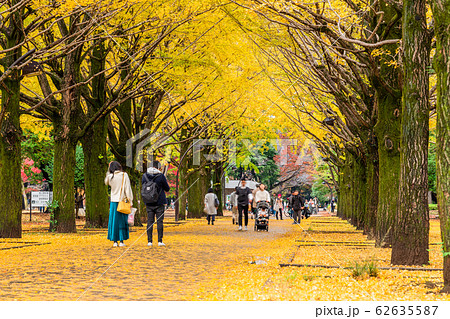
[117,100,132,160]
[187,166,207,218]
[0,9,23,238]
[341,156,356,224]
[364,152,378,240]
[336,169,344,218]
[374,64,402,248]
[340,158,351,222]
[391,0,431,265]
[0,68,22,238]
[213,162,224,216]
[375,91,401,247]
[353,156,367,230]
[179,169,188,220]
[176,133,190,220]
[187,139,211,219]
[83,38,109,228]
[373,1,402,248]
[52,132,77,233]
[431,0,450,292]
[83,120,109,227]
[128,169,143,226]
[50,14,85,233]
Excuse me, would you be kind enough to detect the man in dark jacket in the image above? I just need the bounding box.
[235,178,253,231]
[288,189,305,224]
[142,161,170,247]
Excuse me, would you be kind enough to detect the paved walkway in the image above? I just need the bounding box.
[0,216,298,300]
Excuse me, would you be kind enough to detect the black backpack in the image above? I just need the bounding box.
[141,174,161,204]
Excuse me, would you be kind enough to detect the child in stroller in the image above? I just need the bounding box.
[254,201,270,231]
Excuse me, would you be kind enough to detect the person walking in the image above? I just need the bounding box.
[309,198,316,215]
[274,194,283,220]
[313,197,318,214]
[204,188,219,225]
[255,183,271,203]
[235,178,253,231]
[251,183,259,219]
[288,189,304,225]
[105,161,133,247]
[230,190,238,224]
[142,161,170,247]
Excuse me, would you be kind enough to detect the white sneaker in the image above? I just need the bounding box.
[244,226,248,231]
[113,242,118,247]
[158,242,166,247]
[148,242,153,247]
[238,226,242,231]
[119,242,126,247]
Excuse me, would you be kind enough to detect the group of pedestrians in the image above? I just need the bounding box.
[105,160,170,248]
[227,178,272,231]
[105,159,325,247]
[227,178,313,230]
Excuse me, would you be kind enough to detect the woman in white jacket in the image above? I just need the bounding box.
[255,184,271,203]
[204,188,219,225]
[105,161,133,247]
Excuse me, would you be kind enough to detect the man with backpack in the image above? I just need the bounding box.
[142,161,170,247]
[288,189,305,225]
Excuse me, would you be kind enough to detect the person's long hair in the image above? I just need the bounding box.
[109,161,122,179]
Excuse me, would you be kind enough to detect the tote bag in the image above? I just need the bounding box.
[117,174,131,214]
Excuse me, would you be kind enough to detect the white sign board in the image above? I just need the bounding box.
[31,191,53,208]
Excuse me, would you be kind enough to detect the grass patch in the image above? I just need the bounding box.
[285,271,298,282]
[352,260,379,279]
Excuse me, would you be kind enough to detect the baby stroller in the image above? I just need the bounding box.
[302,207,312,219]
[254,201,270,231]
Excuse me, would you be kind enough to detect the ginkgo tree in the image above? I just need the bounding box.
[0,0,63,237]
[19,0,228,230]
[431,0,450,294]
[232,0,435,266]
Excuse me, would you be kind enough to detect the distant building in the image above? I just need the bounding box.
[224,180,258,203]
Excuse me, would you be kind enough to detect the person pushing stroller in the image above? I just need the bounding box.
[254,184,271,231]
[255,183,271,204]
